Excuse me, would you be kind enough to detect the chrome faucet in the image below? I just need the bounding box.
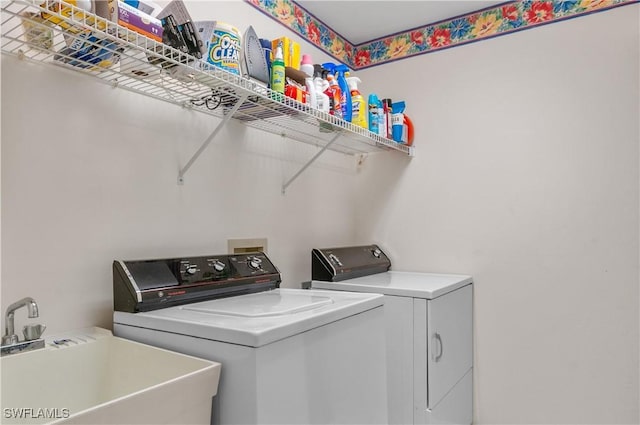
[2,297,39,346]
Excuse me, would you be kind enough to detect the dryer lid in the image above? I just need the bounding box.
[312,271,472,299]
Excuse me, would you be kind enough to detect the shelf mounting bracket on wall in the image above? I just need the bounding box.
[282,132,341,194]
[178,93,249,185]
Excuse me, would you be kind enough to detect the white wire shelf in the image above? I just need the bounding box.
[1,0,416,161]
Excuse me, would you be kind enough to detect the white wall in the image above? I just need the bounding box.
[1,1,357,334]
[356,5,639,424]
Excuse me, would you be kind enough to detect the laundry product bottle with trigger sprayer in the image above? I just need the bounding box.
[335,65,352,122]
[270,41,285,100]
[347,76,366,128]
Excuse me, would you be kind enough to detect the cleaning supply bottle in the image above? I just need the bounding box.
[335,65,352,122]
[317,78,333,133]
[322,62,344,121]
[391,101,406,143]
[368,93,380,135]
[403,114,415,146]
[314,64,332,114]
[300,54,314,77]
[305,76,317,109]
[347,76,366,128]
[315,78,330,113]
[383,98,392,139]
[378,97,387,137]
[270,42,285,99]
[325,73,343,120]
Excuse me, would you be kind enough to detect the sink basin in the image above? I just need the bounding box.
[1,327,221,424]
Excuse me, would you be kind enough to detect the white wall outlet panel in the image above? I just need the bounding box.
[228,238,268,254]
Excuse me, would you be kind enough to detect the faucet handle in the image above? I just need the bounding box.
[2,334,19,346]
[23,324,46,341]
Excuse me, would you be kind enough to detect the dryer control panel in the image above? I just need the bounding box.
[114,252,281,312]
[312,244,391,282]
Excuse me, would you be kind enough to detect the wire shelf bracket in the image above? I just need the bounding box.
[282,132,341,194]
[178,93,249,185]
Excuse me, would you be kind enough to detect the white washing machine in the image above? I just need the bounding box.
[310,245,473,425]
[112,252,388,425]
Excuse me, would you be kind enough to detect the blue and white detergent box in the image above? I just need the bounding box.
[54,30,124,71]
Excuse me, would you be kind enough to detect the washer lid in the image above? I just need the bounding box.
[312,271,472,299]
[183,291,334,317]
[113,288,383,347]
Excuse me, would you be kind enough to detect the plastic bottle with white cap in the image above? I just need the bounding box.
[300,54,314,77]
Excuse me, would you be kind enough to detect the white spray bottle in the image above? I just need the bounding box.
[315,77,330,113]
[305,77,317,109]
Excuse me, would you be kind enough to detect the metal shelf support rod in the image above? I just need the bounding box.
[282,132,341,194]
[178,93,249,185]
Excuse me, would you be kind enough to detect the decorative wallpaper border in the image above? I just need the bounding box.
[245,0,356,66]
[245,0,638,69]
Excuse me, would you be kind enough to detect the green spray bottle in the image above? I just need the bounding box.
[270,42,285,100]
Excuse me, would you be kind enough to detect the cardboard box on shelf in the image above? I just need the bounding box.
[95,0,163,43]
[271,37,300,70]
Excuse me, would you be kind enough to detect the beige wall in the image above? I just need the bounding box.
[1,1,638,423]
[355,5,639,424]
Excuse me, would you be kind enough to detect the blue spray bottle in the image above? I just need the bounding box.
[323,62,352,122]
[335,65,352,122]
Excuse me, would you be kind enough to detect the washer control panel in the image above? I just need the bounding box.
[176,253,278,284]
[113,252,281,312]
[178,257,230,284]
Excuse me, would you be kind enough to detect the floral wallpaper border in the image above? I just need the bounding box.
[245,0,638,69]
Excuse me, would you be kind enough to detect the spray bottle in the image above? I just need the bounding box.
[270,42,285,99]
[315,73,332,132]
[335,65,352,122]
[322,63,352,122]
[315,78,330,113]
[347,76,366,128]
[317,64,342,119]
[305,76,317,109]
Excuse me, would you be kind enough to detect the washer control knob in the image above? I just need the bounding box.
[372,248,382,258]
[212,260,225,272]
[329,254,343,267]
[186,265,197,275]
[248,256,262,269]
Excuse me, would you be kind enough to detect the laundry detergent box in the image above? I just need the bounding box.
[40,0,109,35]
[271,37,300,69]
[95,0,163,43]
[54,30,125,71]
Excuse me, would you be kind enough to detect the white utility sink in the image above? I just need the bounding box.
[1,327,221,424]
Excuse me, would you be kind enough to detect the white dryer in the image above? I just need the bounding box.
[112,252,387,425]
[311,245,473,425]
